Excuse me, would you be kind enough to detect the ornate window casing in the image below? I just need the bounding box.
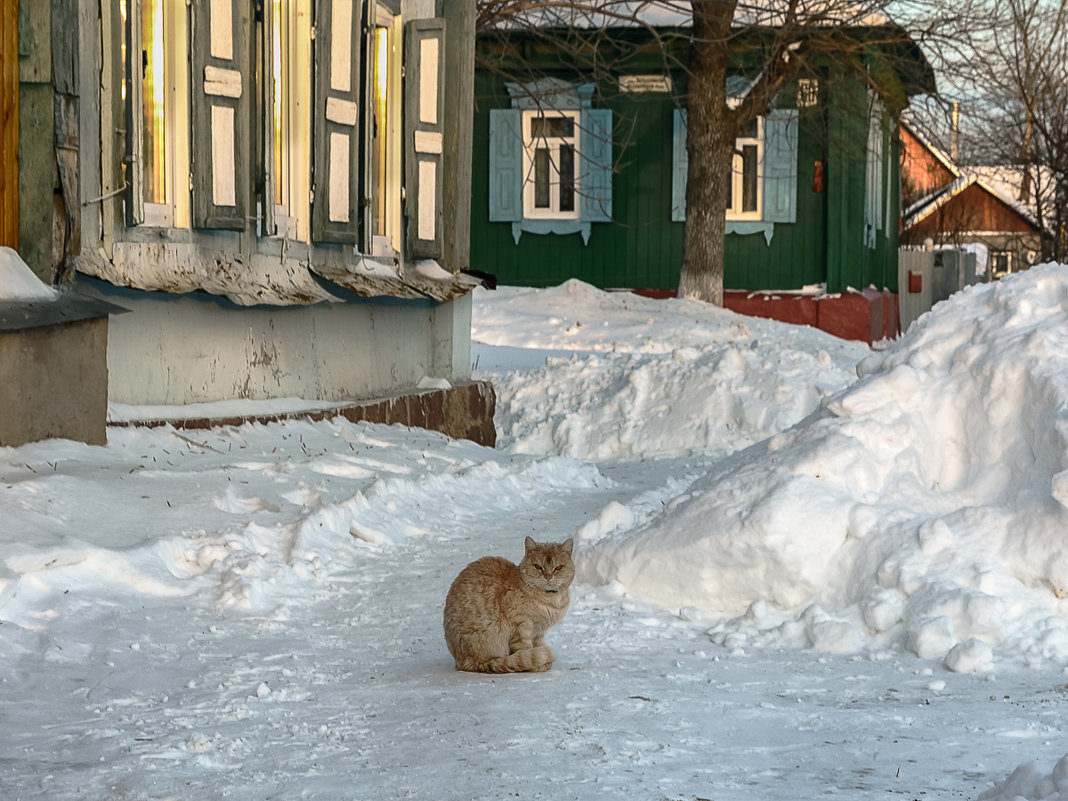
[488,79,613,245]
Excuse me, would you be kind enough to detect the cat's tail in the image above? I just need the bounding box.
[457,645,556,674]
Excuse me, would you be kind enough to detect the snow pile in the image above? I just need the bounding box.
[579,264,1068,669]
[474,280,868,459]
[0,422,607,626]
[0,246,60,302]
[980,754,1068,801]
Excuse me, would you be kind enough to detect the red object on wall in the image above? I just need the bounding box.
[908,271,923,293]
[812,160,824,193]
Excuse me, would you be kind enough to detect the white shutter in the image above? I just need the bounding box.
[404,18,446,260]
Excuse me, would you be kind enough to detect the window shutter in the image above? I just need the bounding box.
[763,108,798,224]
[404,18,446,260]
[191,0,250,231]
[580,108,612,223]
[671,108,687,222]
[312,0,363,245]
[260,0,276,237]
[488,108,522,222]
[123,0,144,227]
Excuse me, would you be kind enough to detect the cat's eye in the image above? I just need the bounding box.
[554,565,564,572]
[533,564,543,571]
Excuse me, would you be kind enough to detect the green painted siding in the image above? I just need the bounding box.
[471,69,901,292]
[471,73,684,289]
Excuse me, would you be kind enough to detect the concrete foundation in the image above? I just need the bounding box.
[113,380,498,447]
[0,316,109,446]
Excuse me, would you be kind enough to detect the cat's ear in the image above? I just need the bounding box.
[561,538,574,555]
[525,536,537,552]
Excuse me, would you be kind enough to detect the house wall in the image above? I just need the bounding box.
[0,0,17,249]
[51,0,477,411]
[907,184,1036,235]
[83,280,471,407]
[470,76,684,289]
[470,67,900,294]
[900,125,955,205]
[16,0,54,283]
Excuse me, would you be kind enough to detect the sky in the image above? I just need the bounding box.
[2,254,1068,799]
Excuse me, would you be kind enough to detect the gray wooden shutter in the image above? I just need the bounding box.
[404,18,446,260]
[763,109,798,224]
[191,0,250,231]
[671,108,687,222]
[124,0,144,227]
[580,108,612,223]
[260,0,276,237]
[488,108,522,222]
[312,0,362,245]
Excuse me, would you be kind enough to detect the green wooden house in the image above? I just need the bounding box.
[470,23,936,341]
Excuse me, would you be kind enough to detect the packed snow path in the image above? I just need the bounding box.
[1,422,1064,800]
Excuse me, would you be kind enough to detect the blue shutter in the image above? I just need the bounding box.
[763,109,798,224]
[488,108,522,222]
[671,108,687,222]
[581,108,612,222]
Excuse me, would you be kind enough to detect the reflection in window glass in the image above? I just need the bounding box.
[142,0,167,204]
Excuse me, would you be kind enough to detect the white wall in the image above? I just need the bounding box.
[101,291,471,407]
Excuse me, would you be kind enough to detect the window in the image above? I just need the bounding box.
[120,0,443,259]
[991,251,1012,277]
[268,0,312,241]
[522,110,580,220]
[488,80,613,245]
[727,117,763,220]
[671,107,798,243]
[121,0,190,228]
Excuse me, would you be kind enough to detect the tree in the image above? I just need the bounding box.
[907,0,1068,263]
[945,0,1068,261]
[476,1,964,305]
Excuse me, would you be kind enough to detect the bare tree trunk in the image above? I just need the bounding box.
[678,1,735,306]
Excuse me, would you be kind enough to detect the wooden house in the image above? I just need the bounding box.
[469,21,936,342]
[1,1,495,446]
[900,120,1046,278]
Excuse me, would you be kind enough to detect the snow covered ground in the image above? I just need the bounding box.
[3,267,1068,800]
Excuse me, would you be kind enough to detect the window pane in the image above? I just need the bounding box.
[531,115,574,139]
[559,144,575,212]
[534,148,550,208]
[142,0,167,204]
[741,144,758,212]
[371,25,390,235]
[272,0,285,207]
[741,117,759,138]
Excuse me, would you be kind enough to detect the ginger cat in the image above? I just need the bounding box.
[443,537,575,673]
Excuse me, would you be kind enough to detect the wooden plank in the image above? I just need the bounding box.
[0,0,17,249]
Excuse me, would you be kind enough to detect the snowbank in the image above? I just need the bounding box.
[475,280,868,459]
[0,246,60,302]
[980,753,1068,801]
[578,264,1068,669]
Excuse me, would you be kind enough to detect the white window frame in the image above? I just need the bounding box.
[521,108,581,221]
[269,0,312,241]
[130,0,190,228]
[727,116,763,222]
[990,250,1013,277]
[366,5,403,257]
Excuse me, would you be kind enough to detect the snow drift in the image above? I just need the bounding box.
[578,264,1068,670]
[476,279,868,459]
